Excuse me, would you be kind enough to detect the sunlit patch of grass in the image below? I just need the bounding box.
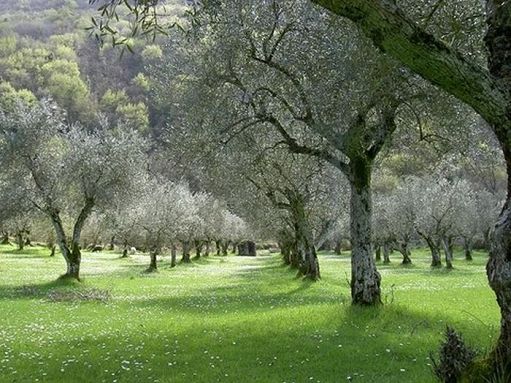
[0,244,499,382]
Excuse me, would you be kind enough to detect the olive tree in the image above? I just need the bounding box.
[310,0,511,366]
[0,100,147,280]
[153,0,416,303]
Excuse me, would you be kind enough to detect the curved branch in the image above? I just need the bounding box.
[263,115,350,174]
[310,0,510,132]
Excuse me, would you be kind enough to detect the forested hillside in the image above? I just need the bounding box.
[0,0,183,131]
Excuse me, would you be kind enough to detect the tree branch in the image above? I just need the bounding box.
[263,115,350,174]
[310,0,510,132]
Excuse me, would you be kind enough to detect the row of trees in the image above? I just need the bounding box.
[374,176,501,267]
[87,0,511,373]
[143,0,502,304]
[106,181,248,271]
[0,99,250,278]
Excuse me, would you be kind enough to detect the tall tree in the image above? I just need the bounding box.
[153,0,414,304]
[309,0,511,370]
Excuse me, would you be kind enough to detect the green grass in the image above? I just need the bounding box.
[0,245,500,382]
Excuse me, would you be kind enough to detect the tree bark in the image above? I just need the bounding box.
[121,240,129,258]
[398,241,412,265]
[423,235,442,267]
[279,240,292,265]
[171,243,177,267]
[349,161,381,305]
[278,229,293,265]
[181,241,191,263]
[204,241,210,257]
[374,244,381,261]
[221,240,229,256]
[108,235,115,251]
[442,236,454,270]
[215,240,221,256]
[193,240,202,260]
[68,198,94,280]
[382,242,391,264]
[49,244,56,257]
[487,199,511,367]
[1,232,9,245]
[16,231,24,250]
[487,0,511,351]
[147,249,158,272]
[290,192,320,280]
[463,237,473,261]
[49,198,93,280]
[50,211,79,280]
[68,242,81,280]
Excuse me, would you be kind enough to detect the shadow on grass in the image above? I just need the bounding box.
[127,273,339,316]
[0,277,82,300]
[3,301,481,383]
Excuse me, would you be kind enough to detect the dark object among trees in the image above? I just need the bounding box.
[237,241,256,257]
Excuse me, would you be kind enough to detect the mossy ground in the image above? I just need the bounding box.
[0,245,499,382]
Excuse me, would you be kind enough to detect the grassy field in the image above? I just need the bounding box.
[0,245,500,382]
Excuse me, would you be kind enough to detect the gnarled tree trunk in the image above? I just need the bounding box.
[15,231,24,250]
[397,241,412,265]
[279,239,293,265]
[221,240,229,256]
[121,240,129,258]
[422,235,442,267]
[51,212,79,280]
[442,236,454,270]
[487,0,511,354]
[49,198,94,280]
[181,241,191,263]
[67,242,81,280]
[147,248,158,272]
[463,237,473,261]
[291,193,320,280]
[488,199,511,367]
[335,240,342,255]
[349,161,381,305]
[108,235,115,251]
[374,244,381,262]
[1,232,9,245]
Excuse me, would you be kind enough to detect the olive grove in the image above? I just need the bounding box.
[0,0,509,379]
